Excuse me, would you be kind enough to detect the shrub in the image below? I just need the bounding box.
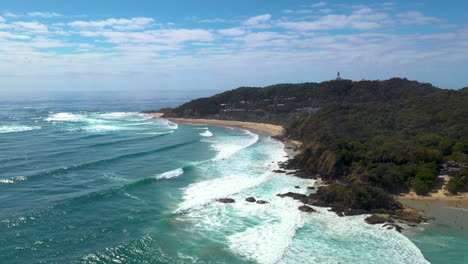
[446,178,465,195]
[411,178,431,195]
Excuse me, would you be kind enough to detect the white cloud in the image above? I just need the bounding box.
[218,27,246,36]
[236,32,296,48]
[311,2,327,8]
[27,12,62,18]
[69,17,155,30]
[0,31,30,39]
[319,8,333,13]
[79,29,215,45]
[0,16,5,22]
[3,11,17,18]
[278,8,390,31]
[397,11,440,25]
[12,22,48,33]
[30,37,69,48]
[243,14,272,28]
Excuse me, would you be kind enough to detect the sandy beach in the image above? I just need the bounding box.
[150,113,285,136]
[396,175,468,208]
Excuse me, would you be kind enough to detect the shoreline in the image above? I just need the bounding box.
[396,175,468,209]
[150,113,301,148]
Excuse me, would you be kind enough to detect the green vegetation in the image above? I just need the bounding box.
[286,89,467,195]
[155,78,467,196]
[446,169,468,194]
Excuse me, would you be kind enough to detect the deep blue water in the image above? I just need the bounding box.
[0,96,458,264]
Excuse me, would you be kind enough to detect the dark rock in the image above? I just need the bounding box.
[365,214,393,225]
[246,197,256,203]
[276,192,307,201]
[307,186,316,190]
[383,223,404,233]
[273,169,286,173]
[295,186,300,189]
[256,200,269,204]
[393,213,424,224]
[344,208,369,216]
[298,205,316,213]
[217,198,235,203]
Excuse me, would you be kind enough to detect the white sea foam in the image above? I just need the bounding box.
[0,176,28,184]
[0,125,41,134]
[199,130,213,137]
[157,119,178,130]
[176,136,283,213]
[175,132,429,264]
[98,112,152,121]
[137,131,174,135]
[177,174,270,212]
[195,127,209,130]
[45,113,86,122]
[83,125,122,132]
[277,208,429,264]
[125,122,153,126]
[124,192,144,201]
[228,195,307,264]
[156,168,184,179]
[209,130,259,161]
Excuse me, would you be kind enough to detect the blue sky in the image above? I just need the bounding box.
[0,0,467,95]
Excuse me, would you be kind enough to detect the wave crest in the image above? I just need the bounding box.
[0,125,41,134]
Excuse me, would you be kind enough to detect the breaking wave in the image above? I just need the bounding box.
[199,130,213,137]
[0,125,41,134]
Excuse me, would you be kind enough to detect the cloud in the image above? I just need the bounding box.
[12,22,48,33]
[319,8,333,13]
[278,8,390,31]
[310,2,327,8]
[3,11,17,18]
[27,12,62,18]
[0,31,30,39]
[236,32,296,48]
[0,16,5,22]
[397,11,441,25]
[3,11,63,18]
[69,17,155,30]
[79,29,215,45]
[243,14,272,28]
[218,27,246,36]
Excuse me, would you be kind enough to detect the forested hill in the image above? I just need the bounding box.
[158,78,439,125]
[150,78,468,200]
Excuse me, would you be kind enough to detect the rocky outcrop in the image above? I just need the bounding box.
[245,197,256,203]
[217,198,235,203]
[298,205,316,213]
[285,142,337,179]
[273,169,286,173]
[277,184,405,217]
[365,214,393,224]
[383,223,404,233]
[256,200,269,204]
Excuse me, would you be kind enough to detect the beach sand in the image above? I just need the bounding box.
[149,113,285,136]
[396,175,468,209]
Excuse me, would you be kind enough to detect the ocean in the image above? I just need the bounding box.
[0,96,462,264]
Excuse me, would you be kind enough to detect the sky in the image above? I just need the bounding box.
[0,0,467,96]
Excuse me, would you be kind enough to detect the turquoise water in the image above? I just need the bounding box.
[0,97,458,264]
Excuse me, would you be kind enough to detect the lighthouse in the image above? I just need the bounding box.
[336,72,342,80]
